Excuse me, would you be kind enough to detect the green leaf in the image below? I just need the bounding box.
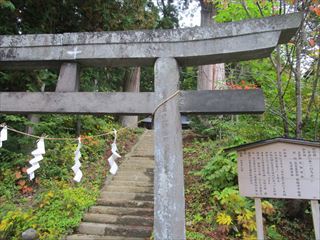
[0,0,15,10]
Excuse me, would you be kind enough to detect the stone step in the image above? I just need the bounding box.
[119,162,155,171]
[133,139,153,144]
[97,199,154,208]
[66,130,155,240]
[77,222,152,238]
[106,180,153,187]
[119,169,154,175]
[104,224,152,238]
[121,161,154,167]
[66,234,144,240]
[113,175,153,182]
[83,213,153,226]
[100,192,154,201]
[130,153,154,158]
[126,156,154,161]
[131,149,154,153]
[118,165,154,171]
[134,137,153,142]
[122,156,153,159]
[133,144,154,149]
[118,165,153,170]
[113,174,153,180]
[115,173,153,180]
[119,163,154,169]
[116,170,153,176]
[126,157,154,161]
[89,206,153,216]
[102,185,153,193]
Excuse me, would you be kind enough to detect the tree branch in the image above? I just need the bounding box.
[303,50,320,128]
[241,0,251,18]
[256,1,264,17]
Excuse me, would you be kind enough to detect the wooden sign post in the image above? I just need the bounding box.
[0,13,303,239]
[229,138,320,240]
[254,198,264,239]
[311,200,320,240]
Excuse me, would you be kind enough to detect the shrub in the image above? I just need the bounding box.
[199,150,238,192]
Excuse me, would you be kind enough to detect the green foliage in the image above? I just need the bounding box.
[0,209,33,240]
[184,134,295,239]
[214,0,273,23]
[0,0,14,10]
[186,231,208,240]
[267,225,287,240]
[0,185,97,240]
[33,186,97,240]
[0,168,19,200]
[181,67,197,90]
[155,0,179,29]
[0,147,26,169]
[199,150,238,191]
[213,187,257,239]
[213,187,252,214]
[0,0,159,34]
[0,111,139,239]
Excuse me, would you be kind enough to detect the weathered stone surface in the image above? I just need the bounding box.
[0,89,265,115]
[66,234,145,240]
[89,206,153,216]
[102,185,153,193]
[83,213,153,226]
[180,89,265,114]
[154,58,186,239]
[108,180,153,187]
[0,13,302,69]
[103,224,152,238]
[55,63,80,92]
[118,164,154,170]
[77,223,108,235]
[0,92,154,115]
[99,192,154,201]
[113,175,153,182]
[96,199,154,208]
[21,228,39,240]
[0,13,301,47]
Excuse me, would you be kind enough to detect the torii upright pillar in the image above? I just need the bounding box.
[154,57,185,239]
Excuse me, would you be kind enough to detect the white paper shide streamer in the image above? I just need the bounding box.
[27,138,45,180]
[72,137,83,182]
[0,125,8,148]
[108,129,121,175]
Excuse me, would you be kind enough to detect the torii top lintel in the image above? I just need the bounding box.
[0,13,302,69]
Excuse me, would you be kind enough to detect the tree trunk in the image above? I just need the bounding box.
[120,67,141,128]
[197,0,225,90]
[283,11,306,218]
[274,46,290,137]
[303,55,319,131]
[295,25,303,138]
[213,63,226,89]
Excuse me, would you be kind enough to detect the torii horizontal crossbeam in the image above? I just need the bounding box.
[0,89,264,115]
[0,13,302,69]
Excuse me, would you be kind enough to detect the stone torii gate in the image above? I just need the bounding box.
[0,13,302,240]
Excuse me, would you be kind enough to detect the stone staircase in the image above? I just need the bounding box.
[67,130,154,240]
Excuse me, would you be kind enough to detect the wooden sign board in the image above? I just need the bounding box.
[237,142,320,200]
